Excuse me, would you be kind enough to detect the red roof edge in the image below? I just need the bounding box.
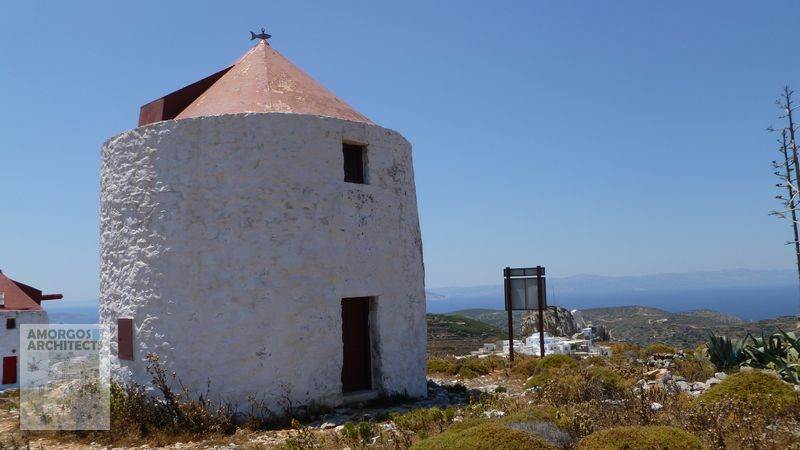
[138,66,233,126]
[0,273,62,311]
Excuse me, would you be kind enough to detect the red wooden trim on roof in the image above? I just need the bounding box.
[138,66,233,126]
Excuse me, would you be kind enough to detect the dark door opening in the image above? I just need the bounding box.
[2,356,17,384]
[341,297,372,392]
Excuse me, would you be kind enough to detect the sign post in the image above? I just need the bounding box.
[503,268,514,362]
[503,266,547,361]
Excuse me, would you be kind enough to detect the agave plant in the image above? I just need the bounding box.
[706,334,745,371]
[741,329,800,384]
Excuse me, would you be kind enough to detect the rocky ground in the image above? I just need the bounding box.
[0,376,509,449]
[634,352,728,397]
[2,351,799,449]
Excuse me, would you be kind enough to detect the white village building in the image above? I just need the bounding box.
[100,34,427,410]
[0,271,62,387]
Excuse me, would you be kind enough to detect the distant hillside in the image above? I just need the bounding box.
[446,309,526,334]
[438,305,798,349]
[426,269,800,320]
[426,313,506,356]
[580,306,796,348]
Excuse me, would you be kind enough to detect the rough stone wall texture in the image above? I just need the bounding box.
[100,113,426,410]
[1,310,48,387]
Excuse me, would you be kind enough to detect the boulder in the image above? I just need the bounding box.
[520,306,580,337]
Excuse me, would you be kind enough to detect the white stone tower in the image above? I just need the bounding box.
[100,35,427,410]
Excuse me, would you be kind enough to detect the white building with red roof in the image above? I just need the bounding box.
[100,33,427,411]
[0,270,62,387]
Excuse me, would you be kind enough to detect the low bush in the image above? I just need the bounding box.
[428,355,507,379]
[501,407,560,425]
[583,366,629,397]
[284,419,320,449]
[580,356,609,367]
[0,389,17,411]
[609,342,641,363]
[641,342,676,357]
[460,355,506,376]
[577,425,703,449]
[458,366,479,378]
[390,407,452,436]
[537,365,631,404]
[524,372,552,390]
[674,357,716,382]
[696,370,798,412]
[538,354,577,370]
[510,356,541,377]
[427,357,457,375]
[410,421,556,450]
[515,354,577,380]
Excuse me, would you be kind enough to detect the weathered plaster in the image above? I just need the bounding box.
[100,113,426,411]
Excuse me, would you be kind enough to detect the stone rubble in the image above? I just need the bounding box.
[635,352,730,398]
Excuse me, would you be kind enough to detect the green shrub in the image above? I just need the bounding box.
[463,355,506,374]
[697,371,798,412]
[501,407,559,424]
[410,421,556,450]
[610,342,641,363]
[580,356,610,367]
[578,426,703,449]
[539,354,577,369]
[458,366,479,379]
[538,366,630,403]
[642,342,677,356]
[428,357,457,375]
[584,366,628,395]
[514,355,576,379]
[340,421,359,440]
[524,372,552,390]
[674,357,716,382]
[511,356,542,377]
[391,407,451,436]
[427,356,506,379]
[642,342,676,356]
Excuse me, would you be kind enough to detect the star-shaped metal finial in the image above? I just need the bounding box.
[250,27,272,41]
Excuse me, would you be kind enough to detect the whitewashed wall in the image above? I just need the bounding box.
[100,112,427,411]
[0,310,48,388]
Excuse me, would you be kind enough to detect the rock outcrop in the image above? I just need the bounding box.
[520,306,579,337]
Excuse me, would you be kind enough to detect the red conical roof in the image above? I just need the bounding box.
[174,40,372,124]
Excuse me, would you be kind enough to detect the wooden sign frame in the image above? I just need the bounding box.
[503,266,546,361]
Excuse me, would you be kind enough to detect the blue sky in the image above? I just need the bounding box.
[1,1,799,301]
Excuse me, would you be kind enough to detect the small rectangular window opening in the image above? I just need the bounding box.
[6,318,15,330]
[118,318,134,361]
[343,143,366,184]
